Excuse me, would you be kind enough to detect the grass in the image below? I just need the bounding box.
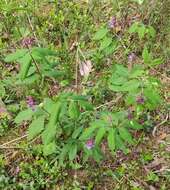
[0,0,170,189]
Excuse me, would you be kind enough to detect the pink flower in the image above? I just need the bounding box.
[108,16,117,29]
[128,53,136,62]
[26,96,36,110]
[136,96,145,104]
[21,37,35,48]
[85,139,94,149]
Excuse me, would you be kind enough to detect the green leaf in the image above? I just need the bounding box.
[130,120,143,130]
[129,22,138,33]
[122,79,140,92]
[72,127,83,139]
[144,88,161,109]
[137,24,146,39]
[129,66,145,78]
[79,125,97,140]
[148,26,156,38]
[118,127,134,144]
[42,124,57,145]
[110,76,127,85]
[48,102,62,125]
[32,47,57,58]
[4,49,28,62]
[59,144,70,166]
[100,37,112,50]
[69,143,77,161]
[150,58,163,66]
[0,84,5,98]
[142,46,152,64]
[95,127,106,145]
[18,53,32,80]
[43,141,56,156]
[69,101,80,119]
[135,0,144,5]
[115,64,129,77]
[107,128,116,152]
[14,109,33,124]
[103,40,118,56]
[28,116,45,140]
[79,100,94,111]
[43,98,55,114]
[41,102,61,144]
[115,134,128,154]
[93,27,108,40]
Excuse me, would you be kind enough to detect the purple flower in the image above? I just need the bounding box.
[21,37,35,48]
[108,16,117,29]
[139,118,145,125]
[85,139,94,150]
[15,166,20,175]
[136,96,145,104]
[26,96,36,110]
[128,53,136,62]
[127,111,133,120]
[0,107,6,114]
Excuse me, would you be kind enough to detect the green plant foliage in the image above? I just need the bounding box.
[28,116,45,140]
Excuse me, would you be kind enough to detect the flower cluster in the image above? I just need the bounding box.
[108,16,117,29]
[85,139,94,149]
[26,96,36,110]
[128,53,136,62]
[21,37,35,48]
[136,96,145,104]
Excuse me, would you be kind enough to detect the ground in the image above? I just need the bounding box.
[0,0,170,189]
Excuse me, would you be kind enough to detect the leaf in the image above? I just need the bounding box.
[79,60,92,77]
[118,127,134,144]
[42,124,57,145]
[79,100,94,111]
[69,101,80,119]
[43,98,55,114]
[28,116,45,140]
[129,22,138,33]
[121,79,140,92]
[79,125,97,140]
[148,26,156,38]
[59,144,70,166]
[18,53,32,80]
[43,141,56,156]
[93,27,108,40]
[32,47,57,58]
[72,127,83,139]
[103,40,118,56]
[109,84,125,92]
[115,134,128,154]
[150,58,163,66]
[130,120,143,130]
[115,64,129,77]
[110,75,127,85]
[100,37,112,50]
[69,143,77,161]
[135,0,144,5]
[0,84,5,98]
[41,102,61,144]
[14,109,33,124]
[48,102,62,125]
[129,66,145,78]
[137,24,146,39]
[142,46,151,64]
[144,88,161,109]
[4,49,28,62]
[107,128,116,152]
[95,127,106,145]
